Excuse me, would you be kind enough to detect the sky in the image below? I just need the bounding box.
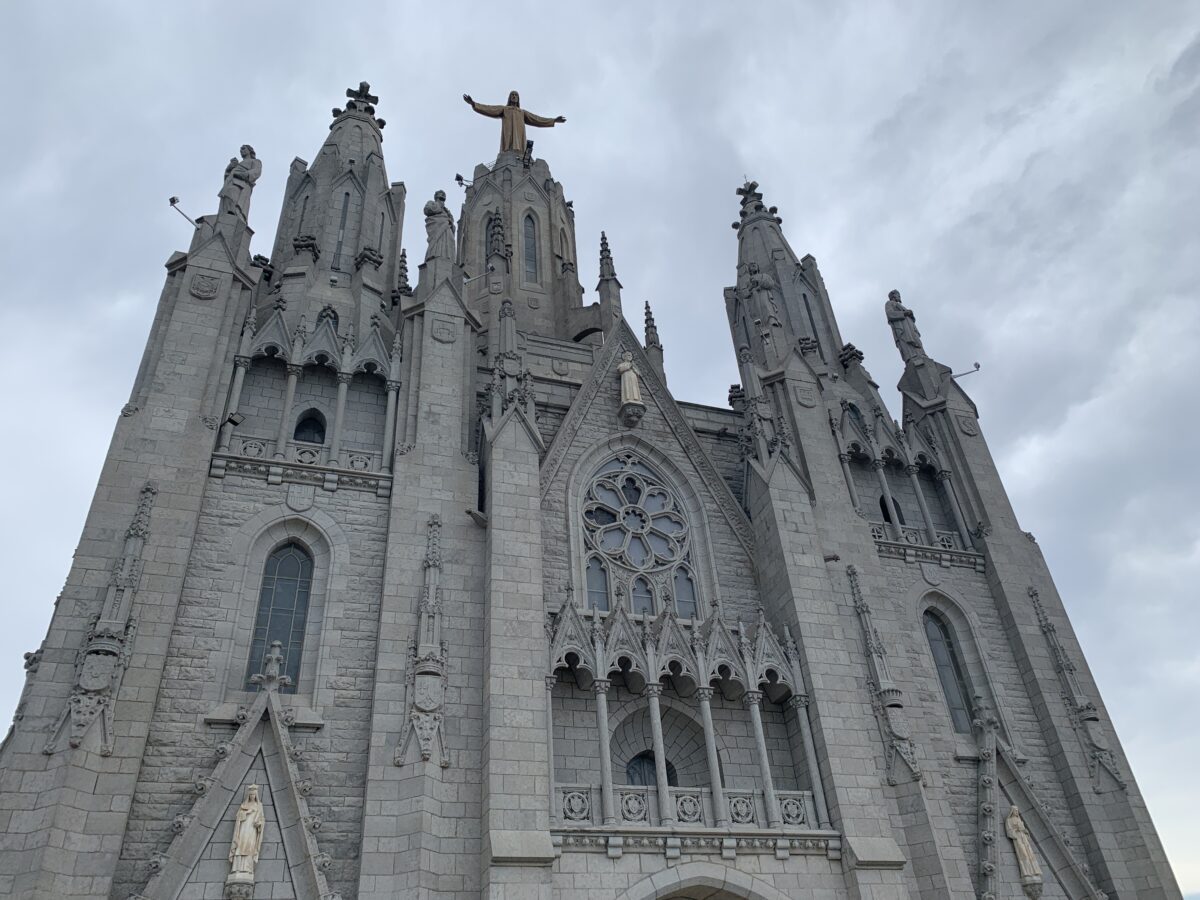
[0,1,1197,892]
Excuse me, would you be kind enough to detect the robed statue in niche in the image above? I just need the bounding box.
[218,145,262,220]
[227,784,265,884]
[463,91,566,153]
[1005,805,1043,890]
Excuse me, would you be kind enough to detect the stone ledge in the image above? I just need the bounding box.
[874,539,985,572]
[210,453,392,497]
[486,829,556,866]
[552,827,840,861]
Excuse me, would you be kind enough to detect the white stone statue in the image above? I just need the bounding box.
[1005,805,1042,883]
[423,190,456,262]
[218,145,262,220]
[618,351,643,406]
[227,784,265,885]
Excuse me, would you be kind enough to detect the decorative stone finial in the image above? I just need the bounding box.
[249,640,292,692]
[332,81,385,129]
[644,302,661,349]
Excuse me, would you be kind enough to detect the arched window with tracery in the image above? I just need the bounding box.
[581,452,700,617]
[924,610,973,733]
[245,542,313,692]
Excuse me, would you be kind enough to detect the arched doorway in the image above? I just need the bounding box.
[614,862,799,900]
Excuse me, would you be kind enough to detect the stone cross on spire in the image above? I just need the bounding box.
[331,80,385,128]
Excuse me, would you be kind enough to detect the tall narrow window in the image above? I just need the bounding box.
[673,568,698,619]
[245,543,313,692]
[586,557,610,612]
[333,191,350,270]
[523,214,538,282]
[297,195,309,234]
[924,611,973,733]
[631,577,655,615]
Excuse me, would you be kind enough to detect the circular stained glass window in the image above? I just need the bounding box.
[583,455,688,572]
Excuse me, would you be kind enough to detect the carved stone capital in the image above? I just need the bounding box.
[788,694,810,710]
[285,364,304,379]
[694,686,715,702]
[592,679,612,695]
[936,468,953,482]
[386,379,402,393]
[904,464,920,477]
[233,355,253,370]
[545,674,558,691]
[336,372,354,386]
[871,458,886,471]
[644,683,664,698]
[742,690,763,709]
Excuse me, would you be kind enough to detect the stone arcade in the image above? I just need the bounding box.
[0,83,1181,900]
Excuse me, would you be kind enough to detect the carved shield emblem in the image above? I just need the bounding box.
[431,319,457,344]
[78,652,117,692]
[957,414,979,437]
[189,274,220,300]
[413,674,443,713]
[793,384,817,408]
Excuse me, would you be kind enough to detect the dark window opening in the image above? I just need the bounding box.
[631,577,655,615]
[625,750,678,787]
[879,495,905,526]
[523,214,538,282]
[294,413,326,444]
[586,558,610,612]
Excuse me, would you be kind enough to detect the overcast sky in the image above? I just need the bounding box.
[1,2,1196,892]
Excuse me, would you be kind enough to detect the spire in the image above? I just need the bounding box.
[596,231,623,333]
[725,179,844,369]
[331,81,386,131]
[644,301,666,385]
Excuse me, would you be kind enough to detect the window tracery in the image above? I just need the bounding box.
[245,542,313,693]
[581,453,699,617]
[924,609,972,734]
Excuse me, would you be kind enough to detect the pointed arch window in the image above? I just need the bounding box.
[586,557,610,612]
[294,412,326,445]
[631,577,655,615]
[523,214,538,282]
[924,610,972,733]
[333,191,350,270]
[245,543,313,692]
[626,750,678,787]
[673,568,698,619]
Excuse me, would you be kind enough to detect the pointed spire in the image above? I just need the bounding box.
[393,248,413,300]
[331,81,386,131]
[643,302,661,349]
[596,231,623,333]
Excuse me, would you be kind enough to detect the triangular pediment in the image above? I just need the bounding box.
[135,691,333,900]
[540,318,754,559]
[300,315,343,368]
[351,320,393,375]
[250,307,295,361]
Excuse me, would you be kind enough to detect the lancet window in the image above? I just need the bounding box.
[581,453,699,617]
[293,411,326,445]
[245,542,313,692]
[924,610,973,733]
[523,213,538,282]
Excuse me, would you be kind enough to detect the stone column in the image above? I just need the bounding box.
[546,675,558,826]
[327,371,352,467]
[788,695,831,829]
[695,687,728,827]
[745,691,782,827]
[274,363,302,459]
[645,684,675,825]
[217,356,251,452]
[872,458,903,539]
[380,379,400,473]
[937,469,973,549]
[838,452,861,511]
[593,679,616,825]
[906,464,939,545]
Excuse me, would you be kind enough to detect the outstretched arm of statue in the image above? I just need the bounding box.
[463,94,504,117]
[523,109,566,127]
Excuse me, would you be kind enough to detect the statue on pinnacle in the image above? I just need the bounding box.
[463,90,565,153]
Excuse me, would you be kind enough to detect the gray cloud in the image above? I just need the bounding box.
[1,1,1196,890]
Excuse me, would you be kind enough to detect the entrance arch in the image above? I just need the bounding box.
[614,862,797,900]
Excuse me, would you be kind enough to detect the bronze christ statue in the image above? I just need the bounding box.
[463,91,566,153]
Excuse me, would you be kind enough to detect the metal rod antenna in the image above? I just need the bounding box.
[951,362,981,379]
[168,196,197,228]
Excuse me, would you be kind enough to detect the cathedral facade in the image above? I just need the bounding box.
[0,84,1181,900]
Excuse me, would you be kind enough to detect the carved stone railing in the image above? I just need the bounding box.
[211,433,392,497]
[868,521,984,571]
[556,784,817,831]
[228,434,383,473]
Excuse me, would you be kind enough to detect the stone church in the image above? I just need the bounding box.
[0,83,1181,900]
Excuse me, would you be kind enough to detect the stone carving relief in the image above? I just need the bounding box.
[45,481,157,756]
[189,274,220,300]
[1028,587,1126,793]
[395,515,451,767]
[846,565,923,786]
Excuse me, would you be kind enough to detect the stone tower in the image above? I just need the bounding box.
[0,84,1180,900]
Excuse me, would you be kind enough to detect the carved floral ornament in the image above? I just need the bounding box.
[582,454,688,573]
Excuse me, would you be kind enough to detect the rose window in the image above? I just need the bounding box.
[583,456,688,572]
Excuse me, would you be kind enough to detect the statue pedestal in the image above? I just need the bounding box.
[224,872,254,900]
[618,401,646,428]
[1020,876,1044,900]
